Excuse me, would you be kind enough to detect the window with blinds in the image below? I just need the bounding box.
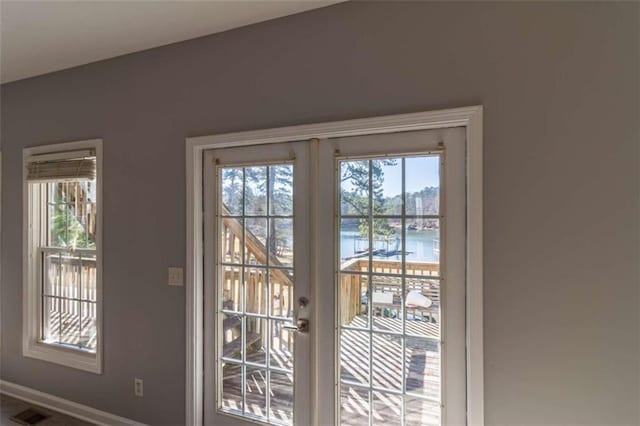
[23,141,102,373]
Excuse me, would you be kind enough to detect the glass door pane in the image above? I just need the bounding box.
[218,163,296,425]
[338,155,443,426]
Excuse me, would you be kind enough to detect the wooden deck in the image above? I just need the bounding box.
[44,309,97,350]
[220,313,440,426]
[221,367,292,425]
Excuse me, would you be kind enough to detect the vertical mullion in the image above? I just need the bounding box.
[64,183,69,245]
[265,166,272,421]
[42,185,49,341]
[58,252,62,344]
[336,160,343,425]
[400,158,407,425]
[215,166,222,413]
[438,153,445,418]
[367,160,374,426]
[46,184,50,246]
[84,182,89,246]
[241,168,247,416]
[79,254,83,349]
[41,251,46,340]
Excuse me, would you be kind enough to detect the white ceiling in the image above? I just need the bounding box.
[0,0,341,84]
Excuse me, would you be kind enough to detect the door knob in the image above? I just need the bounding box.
[282,318,309,333]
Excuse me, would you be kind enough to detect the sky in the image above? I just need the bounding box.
[369,155,440,197]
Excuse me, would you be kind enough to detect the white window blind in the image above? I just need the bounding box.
[26,149,96,182]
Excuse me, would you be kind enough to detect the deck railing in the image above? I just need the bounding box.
[220,214,294,315]
[220,213,295,353]
[219,213,441,349]
[340,258,440,325]
[41,249,97,350]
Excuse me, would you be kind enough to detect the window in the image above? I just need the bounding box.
[23,140,102,373]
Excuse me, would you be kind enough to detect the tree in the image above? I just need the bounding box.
[222,166,294,260]
[50,183,95,249]
[340,159,396,239]
[222,168,243,214]
[266,165,293,257]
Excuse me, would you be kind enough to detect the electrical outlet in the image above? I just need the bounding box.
[168,267,183,286]
[134,378,143,397]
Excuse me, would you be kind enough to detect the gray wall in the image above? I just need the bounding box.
[1,2,638,425]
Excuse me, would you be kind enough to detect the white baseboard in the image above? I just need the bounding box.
[0,380,145,426]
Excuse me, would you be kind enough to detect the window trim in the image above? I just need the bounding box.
[22,139,103,374]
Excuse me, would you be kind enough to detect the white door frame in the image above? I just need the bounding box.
[185,106,484,426]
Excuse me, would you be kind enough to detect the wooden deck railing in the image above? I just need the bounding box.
[340,258,440,276]
[42,250,97,350]
[220,213,294,315]
[220,210,295,354]
[220,212,441,351]
[340,258,440,325]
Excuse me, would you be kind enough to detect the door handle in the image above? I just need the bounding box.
[282,318,309,334]
[282,297,310,333]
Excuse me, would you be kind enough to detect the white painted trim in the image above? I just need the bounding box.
[186,106,484,426]
[188,107,482,148]
[0,380,145,426]
[185,141,204,426]
[0,151,2,352]
[465,108,484,426]
[22,139,103,374]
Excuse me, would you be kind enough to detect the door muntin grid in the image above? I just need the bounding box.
[337,154,443,426]
[217,163,296,426]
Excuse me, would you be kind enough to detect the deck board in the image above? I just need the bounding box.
[219,315,440,425]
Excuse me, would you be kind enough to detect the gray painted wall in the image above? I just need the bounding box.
[1,2,638,425]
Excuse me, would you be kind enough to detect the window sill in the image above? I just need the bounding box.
[23,339,101,374]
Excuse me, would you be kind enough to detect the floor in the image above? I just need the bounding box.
[0,394,94,426]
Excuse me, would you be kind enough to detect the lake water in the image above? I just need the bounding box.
[340,229,440,263]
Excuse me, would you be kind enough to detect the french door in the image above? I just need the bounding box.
[204,142,312,426]
[203,127,467,426]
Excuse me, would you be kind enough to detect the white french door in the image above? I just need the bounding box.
[204,142,312,426]
[315,127,467,426]
[203,127,468,426]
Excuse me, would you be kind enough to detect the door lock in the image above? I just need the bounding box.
[282,296,310,333]
[282,318,309,333]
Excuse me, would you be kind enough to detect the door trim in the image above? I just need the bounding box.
[186,106,484,426]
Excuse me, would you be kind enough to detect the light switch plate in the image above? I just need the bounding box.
[168,267,183,286]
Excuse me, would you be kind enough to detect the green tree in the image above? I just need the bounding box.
[340,159,396,239]
[266,165,293,257]
[222,166,294,259]
[244,166,293,256]
[50,187,94,249]
[222,168,243,214]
